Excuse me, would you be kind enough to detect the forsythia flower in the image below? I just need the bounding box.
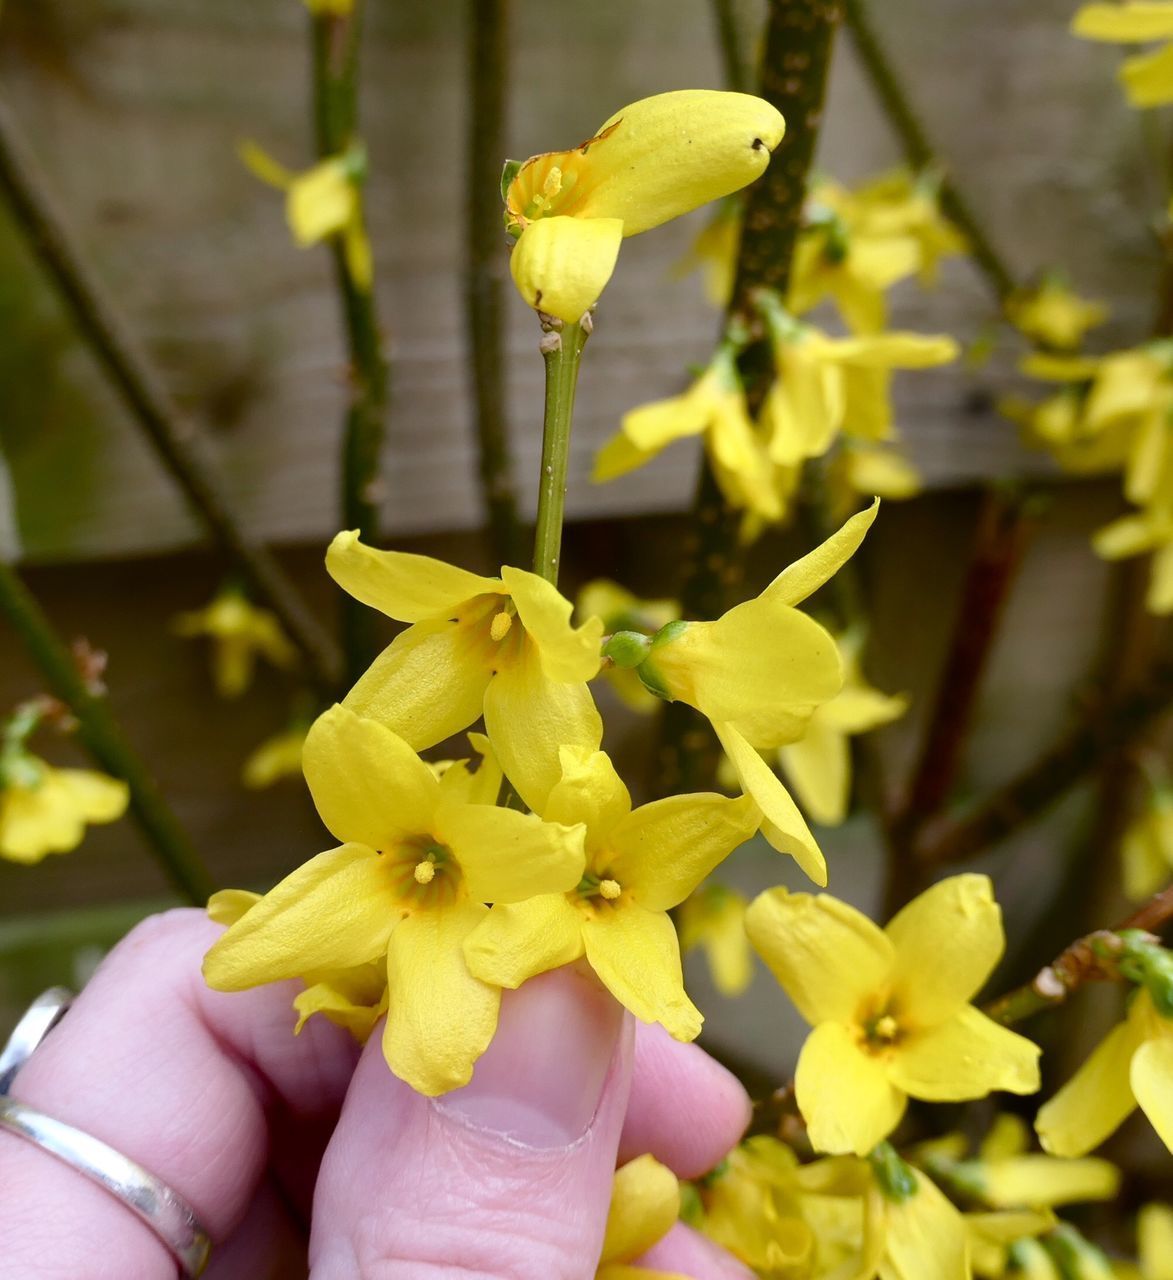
[241,724,308,789]
[465,746,757,1040]
[173,588,297,699]
[1036,987,1173,1157]
[239,140,373,291]
[746,874,1041,1156]
[776,633,907,827]
[678,882,753,997]
[325,534,603,812]
[597,1155,682,1280]
[577,580,677,714]
[204,706,587,1094]
[862,1152,971,1280]
[504,90,784,323]
[1006,280,1109,352]
[846,168,968,286]
[1072,3,1173,109]
[0,754,128,864]
[1120,785,1173,900]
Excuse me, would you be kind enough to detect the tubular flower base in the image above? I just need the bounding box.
[0,757,128,864]
[746,874,1041,1156]
[504,90,785,322]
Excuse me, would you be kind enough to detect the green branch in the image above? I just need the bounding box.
[533,318,589,585]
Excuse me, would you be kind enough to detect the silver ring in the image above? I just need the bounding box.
[0,992,212,1278]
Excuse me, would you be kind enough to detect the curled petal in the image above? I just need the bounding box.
[510,216,623,323]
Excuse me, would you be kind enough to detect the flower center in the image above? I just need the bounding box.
[386,837,461,908]
[861,1005,904,1052]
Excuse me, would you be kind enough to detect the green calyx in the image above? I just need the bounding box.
[602,630,652,669]
[1115,930,1173,1018]
[868,1141,918,1204]
[499,157,523,205]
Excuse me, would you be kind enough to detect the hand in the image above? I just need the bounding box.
[0,909,754,1279]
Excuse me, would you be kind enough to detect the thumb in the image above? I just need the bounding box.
[310,965,633,1280]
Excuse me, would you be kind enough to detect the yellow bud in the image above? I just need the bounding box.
[599,878,622,900]
[414,860,436,885]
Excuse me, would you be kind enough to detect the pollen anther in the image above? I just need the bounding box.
[414,860,436,885]
[490,610,514,642]
[599,878,622,900]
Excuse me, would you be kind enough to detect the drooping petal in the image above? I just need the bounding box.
[206,888,261,926]
[609,792,759,911]
[382,899,499,1095]
[1073,3,1173,41]
[462,894,586,988]
[820,686,908,735]
[510,215,624,323]
[829,332,960,370]
[436,802,585,903]
[621,376,717,452]
[745,886,895,1026]
[1130,1033,1173,1152]
[1122,41,1173,108]
[542,746,632,847]
[762,501,880,608]
[795,1021,907,1156]
[501,565,603,683]
[203,844,396,990]
[0,779,84,862]
[977,1155,1120,1209]
[293,964,387,1041]
[326,532,497,621]
[778,719,851,827]
[343,620,492,750]
[302,705,440,849]
[717,722,827,885]
[881,1169,969,1280]
[1091,513,1163,559]
[887,1005,1041,1101]
[53,770,130,824]
[592,431,661,482]
[483,642,603,813]
[600,1154,681,1264]
[287,159,355,245]
[885,874,1005,1027]
[582,901,702,1041]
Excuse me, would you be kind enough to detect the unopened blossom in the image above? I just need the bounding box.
[465,746,758,1041]
[205,706,586,1094]
[596,1155,682,1280]
[326,534,603,812]
[1073,4,1173,108]
[678,882,753,997]
[577,579,677,714]
[747,874,1041,1156]
[173,588,297,699]
[0,755,128,864]
[504,90,784,323]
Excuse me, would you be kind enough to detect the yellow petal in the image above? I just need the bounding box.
[582,901,702,1040]
[846,448,922,501]
[762,500,879,608]
[795,1021,907,1156]
[303,705,440,849]
[344,621,492,750]
[237,139,295,190]
[885,874,1005,1025]
[882,1169,969,1280]
[1092,514,1165,560]
[382,900,500,1095]
[978,1155,1120,1208]
[1151,541,1173,614]
[827,332,959,370]
[778,719,851,826]
[821,685,908,735]
[888,1005,1041,1101]
[601,1154,681,1263]
[1074,3,1173,41]
[436,802,585,903]
[1130,1034,1173,1153]
[1122,41,1173,107]
[482,643,602,813]
[1036,1007,1147,1155]
[293,967,387,1041]
[343,215,373,293]
[679,885,753,998]
[287,158,355,245]
[436,732,503,808]
[510,216,624,322]
[840,364,894,441]
[202,844,395,990]
[592,431,660,482]
[562,90,783,236]
[325,532,497,622]
[716,722,827,884]
[0,776,84,863]
[745,886,895,1025]
[500,565,603,683]
[206,888,261,927]
[462,893,586,988]
[609,792,758,911]
[542,745,632,844]
[1139,1203,1173,1280]
[242,727,307,789]
[621,374,719,453]
[53,770,130,824]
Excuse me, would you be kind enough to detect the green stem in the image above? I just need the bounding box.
[310,7,390,688]
[0,562,215,904]
[0,100,341,693]
[532,319,589,585]
[710,0,751,94]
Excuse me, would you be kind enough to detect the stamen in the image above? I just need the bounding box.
[873,1014,899,1042]
[490,609,514,642]
[414,860,436,885]
[542,166,563,198]
[599,878,622,901]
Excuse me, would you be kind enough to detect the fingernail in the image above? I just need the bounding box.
[435,965,624,1148]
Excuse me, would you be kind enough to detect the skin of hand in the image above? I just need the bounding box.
[0,909,755,1279]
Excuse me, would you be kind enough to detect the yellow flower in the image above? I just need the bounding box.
[777,634,907,827]
[678,882,753,998]
[1093,506,1173,616]
[239,140,373,291]
[847,168,968,286]
[747,874,1041,1156]
[1120,786,1173,900]
[204,706,587,1094]
[241,724,308,789]
[1006,280,1109,351]
[173,588,297,699]
[1037,987,1173,1157]
[578,580,678,715]
[464,746,758,1041]
[597,1155,683,1280]
[828,445,923,519]
[1073,4,1173,108]
[504,90,785,323]
[0,754,128,864]
[325,534,603,813]
[862,1155,971,1280]
[627,503,879,884]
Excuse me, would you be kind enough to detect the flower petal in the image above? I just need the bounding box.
[436,732,503,807]
[778,719,851,827]
[1130,1033,1173,1153]
[202,844,395,990]
[885,874,1005,1026]
[1073,3,1173,41]
[462,894,586,988]
[510,216,624,323]
[582,902,702,1041]
[881,1169,969,1280]
[977,1155,1120,1209]
[592,431,660,482]
[1139,1202,1173,1280]
[888,1005,1040,1102]
[543,746,632,845]
[206,888,261,927]
[436,802,585,903]
[1122,41,1173,108]
[600,1154,681,1264]
[383,900,500,1095]
[501,565,603,683]
[795,1021,907,1156]
[326,532,497,622]
[761,500,879,608]
[610,792,759,911]
[54,770,130,824]
[745,886,895,1026]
